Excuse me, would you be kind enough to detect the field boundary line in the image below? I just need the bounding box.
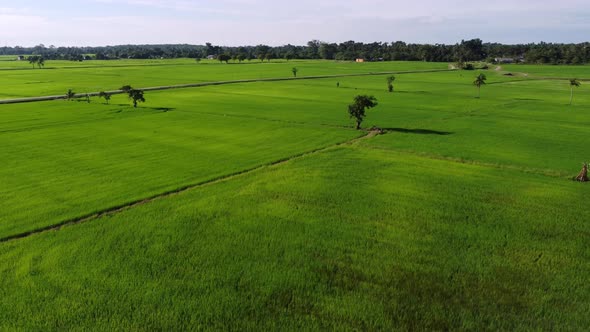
[0,62,204,71]
[359,144,572,178]
[488,76,590,85]
[0,131,378,243]
[0,69,454,105]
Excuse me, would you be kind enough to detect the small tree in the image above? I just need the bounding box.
[37,56,45,68]
[128,89,145,108]
[386,75,396,92]
[28,55,38,68]
[237,54,246,63]
[473,73,487,98]
[119,85,132,93]
[348,95,378,130]
[265,53,272,62]
[66,89,76,100]
[569,78,581,105]
[28,55,45,68]
[98,91,111,104]
[195,57,201,63]
[292,67,298,77]
[218,54,231,64]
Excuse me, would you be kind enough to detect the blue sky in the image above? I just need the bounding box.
[0,0,588,46]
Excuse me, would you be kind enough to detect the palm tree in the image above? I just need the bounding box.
[569,78,581,105]
[386,75,396,92]
[473,73,487,98]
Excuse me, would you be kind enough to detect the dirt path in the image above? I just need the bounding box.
[0,130,380,243]
[0,69,454,105]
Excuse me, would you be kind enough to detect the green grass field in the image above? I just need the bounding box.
[0,60,448,99]
[1,59,589,330]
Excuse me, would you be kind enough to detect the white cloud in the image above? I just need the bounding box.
[0,0,588,46]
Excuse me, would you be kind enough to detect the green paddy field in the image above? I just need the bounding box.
[0,59,588,330]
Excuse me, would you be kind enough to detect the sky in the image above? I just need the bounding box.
[0,0,588,47]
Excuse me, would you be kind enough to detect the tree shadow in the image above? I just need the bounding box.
[110,106,175,113]
[396,90,431,94]
[147,107,175,112]
[384,128,453,135]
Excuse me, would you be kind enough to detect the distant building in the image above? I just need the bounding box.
[494,57,526,64]
[16,55,24,61]
[355,58,365,63]
[494,57,515,64]
[207,55,217,60]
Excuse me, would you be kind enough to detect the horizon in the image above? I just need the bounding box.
[2,39,590,49]
[0,0,588,47]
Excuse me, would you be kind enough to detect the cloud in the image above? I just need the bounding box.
[0,9,49,45]
[0,0,588,46]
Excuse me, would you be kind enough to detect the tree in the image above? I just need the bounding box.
[455,39,484,62]
[569,78,581,105]
[237,54,246,63]
[2,41,590,65]
[292,67,298,77]
[348,95,378,130]
[37,56,45,68]
[98,91,111,104]
[218,54,231,64]
[319,42,338,60]
[386,75,396,92]
[195,57,201,63]
[119,85,144,107]
[473,73,487,98]
[28,55,38,68]
[264,53,272,62]
[306,40,321,59]
[66,89,76,100]
[128,89,145,108]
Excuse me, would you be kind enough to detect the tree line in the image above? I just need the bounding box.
[1,39,589,64]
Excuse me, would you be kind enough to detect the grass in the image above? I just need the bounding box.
[0,59,448,99]
[1,59,589,330]
[0,98,360,239]
[0,146,588,330]
[501,63,590,79]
